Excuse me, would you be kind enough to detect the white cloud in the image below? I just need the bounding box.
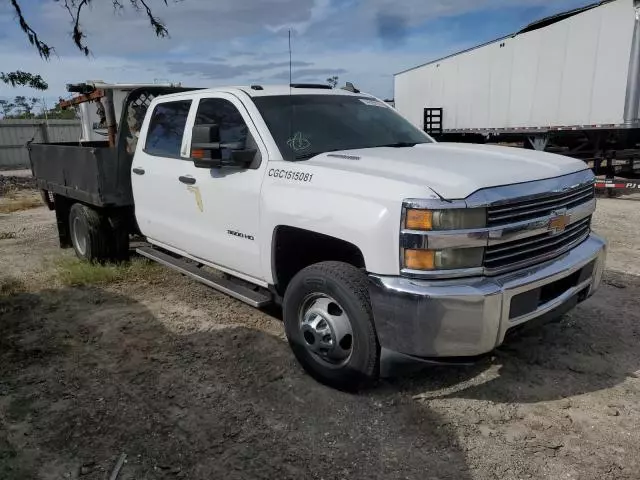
[0,0,592,102]
[266,0,337,34]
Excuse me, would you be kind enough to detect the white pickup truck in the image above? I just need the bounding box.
[30,82,606,390]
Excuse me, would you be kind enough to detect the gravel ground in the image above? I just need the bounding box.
[592,195,640,276]
[0,174,36,195]
[0,169,32,178]
[1,195,639,479]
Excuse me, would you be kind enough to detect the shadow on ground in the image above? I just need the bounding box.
[2,271,638,479]
[380,271,640,404]
[0,286,472,480]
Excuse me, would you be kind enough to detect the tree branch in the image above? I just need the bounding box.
[0,71,49,90]
[67,0,91,55]
[10,0,172,58]
[131,0,170,38]
[9,0,54,59]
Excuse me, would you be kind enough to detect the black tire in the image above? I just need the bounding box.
[68,203,111,262]
[607,188,621,198]
[283,261,380,391]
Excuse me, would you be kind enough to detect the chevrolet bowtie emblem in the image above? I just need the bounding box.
[549,210,571,233]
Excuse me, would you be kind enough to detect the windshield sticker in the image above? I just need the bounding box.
[287,132,311,151]
[359,98,385,107]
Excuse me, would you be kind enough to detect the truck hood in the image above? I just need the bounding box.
[303,142,588,199]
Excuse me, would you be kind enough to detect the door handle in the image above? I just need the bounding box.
[179,175,196,185]
[132,167,145,175]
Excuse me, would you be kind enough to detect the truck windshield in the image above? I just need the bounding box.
[252,94,433,161]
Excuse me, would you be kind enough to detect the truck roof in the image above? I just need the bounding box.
[157,85,368,100]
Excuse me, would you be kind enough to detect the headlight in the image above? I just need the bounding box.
[405,208,486,231]
[404,247,484,271]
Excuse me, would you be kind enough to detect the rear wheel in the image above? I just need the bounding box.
[283,261,380,391]
[68,203,111,262]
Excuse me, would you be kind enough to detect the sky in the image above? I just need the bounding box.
[0,0,597,106]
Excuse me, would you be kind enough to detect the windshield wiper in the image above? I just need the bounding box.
[294,148,346,160]
[293,142,419,160]
[377,142,418,148]
[294,152,323,160]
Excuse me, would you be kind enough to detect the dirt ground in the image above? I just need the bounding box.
[1,190,640,479]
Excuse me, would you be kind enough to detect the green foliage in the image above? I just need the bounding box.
[0,100,15,118]
[56,258,164,287]
[0,97,78,120]
[0,96,38,119]
[43,104,78,120]
[13,96,38,118]
[0,71,48,90]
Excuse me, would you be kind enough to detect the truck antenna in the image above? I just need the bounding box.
[288,29,294,146]
[288,29,292,87]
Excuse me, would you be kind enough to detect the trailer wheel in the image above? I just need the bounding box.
[283,261,380,391]
[68,203,110,263]
[607,188,621,198]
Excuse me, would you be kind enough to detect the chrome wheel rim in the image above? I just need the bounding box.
[299,294,353,367]
[72,216,87,256]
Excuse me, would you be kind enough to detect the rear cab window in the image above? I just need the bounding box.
[144,100,192,158]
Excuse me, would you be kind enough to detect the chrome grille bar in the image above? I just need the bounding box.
[487,184,594,226]
[485,218,591,270]
[486,217,590,256]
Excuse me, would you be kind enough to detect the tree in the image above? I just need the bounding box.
[3,1,172,104]
[0,96,78,119]
[326,76,339,89]
[9,0,171,59]
[12,96,39,118]
[43,103,78,120]
[0,100,16,118]
[0,71,48,90]
[0,96,43,119]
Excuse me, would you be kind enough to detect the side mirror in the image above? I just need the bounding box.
[190,123,257,169]
[191,124,222,168]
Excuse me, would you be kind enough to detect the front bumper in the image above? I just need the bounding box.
[368,234,606,358]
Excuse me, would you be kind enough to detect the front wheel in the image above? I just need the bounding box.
[283,261,380,391]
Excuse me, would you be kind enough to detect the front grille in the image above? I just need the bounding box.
[487,183,595,227]
[484,216,591,272]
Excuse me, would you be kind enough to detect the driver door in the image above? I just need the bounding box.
[178,93,268,282]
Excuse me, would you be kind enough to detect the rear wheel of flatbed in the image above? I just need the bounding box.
[68,204,111,263]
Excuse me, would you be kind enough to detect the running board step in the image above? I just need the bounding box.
[136,246,272,308]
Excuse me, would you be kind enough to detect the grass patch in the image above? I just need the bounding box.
[0,192,43,214]
[56,257,164,287]
[0,277,27,295]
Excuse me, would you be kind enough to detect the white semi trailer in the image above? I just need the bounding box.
[394,0,640,193]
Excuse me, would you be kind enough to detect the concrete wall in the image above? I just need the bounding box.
[0,119,82,169]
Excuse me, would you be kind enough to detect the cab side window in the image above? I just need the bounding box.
[144,100,192,158]
[195,98,249,161]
